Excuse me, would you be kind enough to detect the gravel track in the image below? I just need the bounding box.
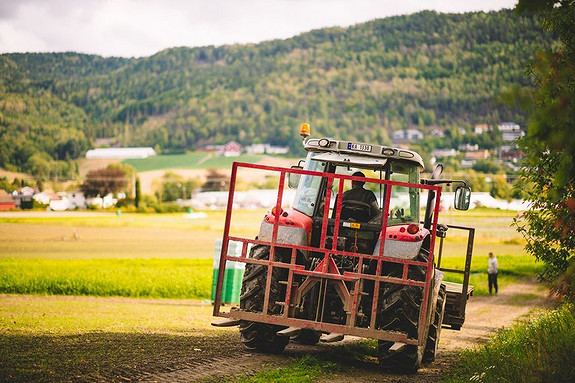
[134,279,552,382]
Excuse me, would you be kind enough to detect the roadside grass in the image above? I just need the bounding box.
[0,258,212,299]
[439,255,542,296]
[443,305,575,383]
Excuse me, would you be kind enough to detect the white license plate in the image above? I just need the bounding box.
[347,142,372,152]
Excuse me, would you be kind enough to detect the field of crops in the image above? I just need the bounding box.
[0,208,538,300]
[123,153,267,172]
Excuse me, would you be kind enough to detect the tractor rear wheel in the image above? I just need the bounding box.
[376,247,430,372]
[292,329,321,345]
[377,341,422,373]
[239,245,289,353]
[376,286,425,372]
[422,283,446,364]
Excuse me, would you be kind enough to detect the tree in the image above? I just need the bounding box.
[155,172,200,202]
[81,166,128,197]
[135,177,141,208]
[513,1,575,301]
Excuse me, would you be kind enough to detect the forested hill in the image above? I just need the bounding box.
[0,9,554,177]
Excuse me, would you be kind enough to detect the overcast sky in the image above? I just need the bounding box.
[0,0,517,58]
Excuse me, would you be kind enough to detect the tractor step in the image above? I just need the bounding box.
[389,342,407,353]
[320,333,344,343]
[211,318,241,327]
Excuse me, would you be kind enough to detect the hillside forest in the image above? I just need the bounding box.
[0,9,554,182]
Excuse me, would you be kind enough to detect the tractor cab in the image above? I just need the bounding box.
[287,139,426,257]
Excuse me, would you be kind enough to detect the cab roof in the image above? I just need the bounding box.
[304,137,425,171]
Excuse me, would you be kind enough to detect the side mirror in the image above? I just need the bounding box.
[287,166,303,189]
[431,163,444,180]
[454,186,471,211]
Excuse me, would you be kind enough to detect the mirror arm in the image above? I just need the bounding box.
[422,179,467,187]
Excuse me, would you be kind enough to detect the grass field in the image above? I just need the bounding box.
[123,153,266,172]
[0,209,536,300]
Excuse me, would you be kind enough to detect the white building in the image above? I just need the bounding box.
[431,149,458,158]
[474,124,489,134]
[86,147,156,159]
[392,129,424,142]
[498,122,525,142]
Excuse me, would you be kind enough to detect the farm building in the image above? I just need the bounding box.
[0,190,16,210]
[86,147,157,159]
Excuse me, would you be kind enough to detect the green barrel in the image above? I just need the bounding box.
[212,240,246,304]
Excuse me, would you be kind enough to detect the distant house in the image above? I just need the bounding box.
[265,145,290,155]
[464,150,490,160]
[392,129,423,143]
[246,143,289,155]
[431,149,458,158]
[219,141,242,157]
[498,122,524,142]
[33,192,52,205]
[430,129,445,138]
[500,145,524,162]
[66,191,86,209]
[0,190,16,211]
[474,124,489,134]
[458,143,479,152]
[49,194,69,211]
[13,186,35,209]
[85,147,157,159]
[245,144,266,154]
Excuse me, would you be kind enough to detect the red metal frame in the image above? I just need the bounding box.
[213,162,442,345]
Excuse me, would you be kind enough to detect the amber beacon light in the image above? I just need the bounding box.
[300,122,311,138]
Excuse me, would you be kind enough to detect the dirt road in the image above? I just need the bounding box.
[134,280,552,382]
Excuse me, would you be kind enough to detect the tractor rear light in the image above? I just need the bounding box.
[318,138,330,147]
[271,206,283,216]
[399,227,406,233]
[407,223,419,235]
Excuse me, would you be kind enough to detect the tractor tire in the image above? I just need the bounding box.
[239,245,289,353]
[376,286,424,373]
[376,247,430,372]
[422,284,447,364]
[377,341,422,373]
[292,329,321,345]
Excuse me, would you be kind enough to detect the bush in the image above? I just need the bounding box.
[444,305,575,383]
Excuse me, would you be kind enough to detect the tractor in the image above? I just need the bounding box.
[212,124,475,372]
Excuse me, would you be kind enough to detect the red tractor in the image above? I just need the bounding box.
[213,124,475,372]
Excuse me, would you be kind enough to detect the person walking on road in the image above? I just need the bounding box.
[488,252,498,295]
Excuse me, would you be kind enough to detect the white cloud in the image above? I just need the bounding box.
[0,0,517,57]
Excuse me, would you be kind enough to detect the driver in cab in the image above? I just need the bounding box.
[340,171,380,222]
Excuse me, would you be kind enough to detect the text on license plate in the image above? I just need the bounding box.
[347,142,372,152]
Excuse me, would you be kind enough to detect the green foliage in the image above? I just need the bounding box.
[0,258,212,299]
[235,355,339,383]
[472,159,505,174]
[81,165,128,197]
[513,1,575,301]
[0,10,555,175]
[444,305,575,383]
[156,171,200,202]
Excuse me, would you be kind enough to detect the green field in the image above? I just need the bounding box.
[0,209,536,300]
[123,153,267,172]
